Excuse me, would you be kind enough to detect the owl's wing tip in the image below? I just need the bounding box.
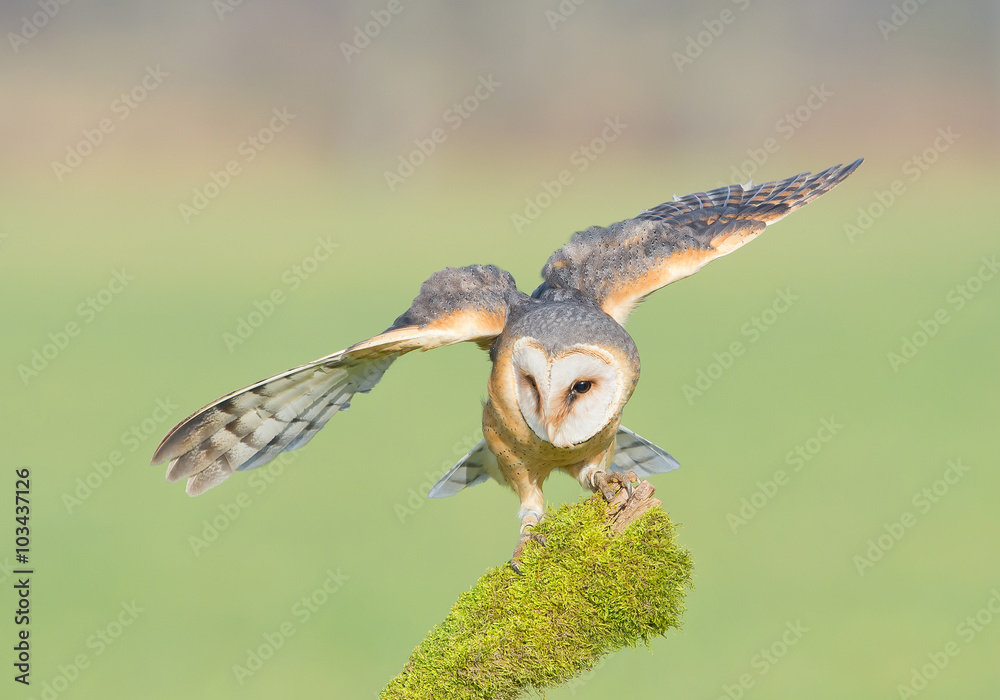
[150,444,170,466]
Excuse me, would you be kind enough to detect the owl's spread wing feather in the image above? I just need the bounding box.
[152,264,523,496]
[538,159,863,324]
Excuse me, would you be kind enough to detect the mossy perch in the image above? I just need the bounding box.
[380,480,693,699]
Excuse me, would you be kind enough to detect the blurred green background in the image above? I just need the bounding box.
[2,1,999,698]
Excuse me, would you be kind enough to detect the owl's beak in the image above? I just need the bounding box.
[545,412,575,448]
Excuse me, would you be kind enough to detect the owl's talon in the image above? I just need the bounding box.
[622,471,637,497]
[510,521,548,574]
[593,470,635,502]
[511,538,529,575]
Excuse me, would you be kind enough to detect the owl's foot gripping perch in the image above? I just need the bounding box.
[510,508,547,575]
[510,529,548,575]
[591,470,637,502]
[508,470,639,574]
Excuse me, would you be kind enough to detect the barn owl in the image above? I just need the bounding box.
[153,159,862,569]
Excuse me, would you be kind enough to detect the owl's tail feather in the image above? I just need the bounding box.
[610,425,681,478]
[428,426,680,498]
[428,441,501,498]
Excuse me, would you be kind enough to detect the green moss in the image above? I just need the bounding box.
[380,495,693,699]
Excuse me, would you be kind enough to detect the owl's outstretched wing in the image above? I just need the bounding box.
[152,264,524,496]
[538,159,863,324]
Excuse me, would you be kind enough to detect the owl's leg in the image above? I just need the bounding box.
[510,485,546,574]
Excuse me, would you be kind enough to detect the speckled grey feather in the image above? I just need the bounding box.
[538,159,863,310]
[495,296,639,368]
[391,264,525,329]
[538,217,720,308]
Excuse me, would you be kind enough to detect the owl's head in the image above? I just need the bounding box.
[505,302,639,448]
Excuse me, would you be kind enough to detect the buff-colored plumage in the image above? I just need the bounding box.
[153,159,862,567]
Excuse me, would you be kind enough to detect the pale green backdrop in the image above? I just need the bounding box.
[2,2,998,698]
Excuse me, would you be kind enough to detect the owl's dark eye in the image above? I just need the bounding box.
[572,380,593,394]
[522,374,540,402]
